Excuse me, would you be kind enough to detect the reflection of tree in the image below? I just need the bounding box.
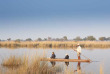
[50,61,56,67]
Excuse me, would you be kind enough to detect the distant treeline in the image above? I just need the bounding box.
[0,41,110,49]
[0,36,110,42]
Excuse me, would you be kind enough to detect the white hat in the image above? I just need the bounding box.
[65,54,68,55]
[77,43,80,45]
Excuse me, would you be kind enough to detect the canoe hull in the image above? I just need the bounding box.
[41,58,90,62]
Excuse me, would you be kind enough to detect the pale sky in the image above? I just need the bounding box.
[0,0,110,40]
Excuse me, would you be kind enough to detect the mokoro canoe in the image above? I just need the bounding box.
[40,58,90,62]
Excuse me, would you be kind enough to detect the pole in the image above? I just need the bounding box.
[73,49,92,62]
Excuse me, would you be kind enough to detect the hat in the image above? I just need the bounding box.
[77,43,80,45]
[65,54,68,55]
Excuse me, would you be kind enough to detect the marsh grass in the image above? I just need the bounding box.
[0,41,110,49]
[1,56,28,69]
[0,55,105,74]
[1,55,62,74]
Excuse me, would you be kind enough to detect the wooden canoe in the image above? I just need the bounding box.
[40,58,90,62]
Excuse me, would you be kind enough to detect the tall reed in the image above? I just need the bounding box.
[0,41,110,49]
[1,55,62,74]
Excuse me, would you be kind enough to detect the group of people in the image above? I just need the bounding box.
[50,44,81,60]
[50,44,82,73]
[50,52,69,59]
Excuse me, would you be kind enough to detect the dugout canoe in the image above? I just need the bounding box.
[40,58,91,62]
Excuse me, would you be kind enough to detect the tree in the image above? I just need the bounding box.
[106,37,110,41]
[7,38,11,41]
[60,38,64,41]
[56,38,60,41]
[63,36,68,41]
[82,37,87,41]
[99,37,106,41]
[48,37,52,41]
[86,36,96,41]
[44,38,47,41]
[37,38,42,41]
[26,38,32,41]
[74,36,82,41]
[15,39,21,42]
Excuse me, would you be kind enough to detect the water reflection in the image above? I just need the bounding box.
[65,62,69,66]
[0,48,110,74]
[50,61,82,74]
[74,62,81,74]
[50,61,56,67]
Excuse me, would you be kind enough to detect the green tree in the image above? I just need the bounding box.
[106,37,110,41]
[26,38,32,41]
[44,38,47,41]
[86,36,96,41]
[83,37,87,41]
[7,38,11,41]
[48,37,52,41]
[56,38,60,41]
[74,36,82,41]
[63,36,68,41]
[99,37,106,41]
[15,39,21,42]
[37,38,42,41]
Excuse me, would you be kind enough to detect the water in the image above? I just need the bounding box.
[0,48,110,74]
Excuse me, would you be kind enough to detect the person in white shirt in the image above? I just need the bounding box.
[76,44,81,59]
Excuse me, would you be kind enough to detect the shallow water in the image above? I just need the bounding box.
[0,48,110,74]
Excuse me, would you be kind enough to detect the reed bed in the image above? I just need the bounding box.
[0,41,110,49]
[2,56,23,67]
[1,55,62,74]
[0,55,104,74]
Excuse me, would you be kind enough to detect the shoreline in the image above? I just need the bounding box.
[0,41,110,49]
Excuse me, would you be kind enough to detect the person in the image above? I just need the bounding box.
[76,44,81,59]
[50,52,56,59]
[65,54,69,59]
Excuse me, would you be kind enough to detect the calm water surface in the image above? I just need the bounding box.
[0,48,110,74]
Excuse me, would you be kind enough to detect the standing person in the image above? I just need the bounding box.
[76,44,81,60]
[50,52,56,59]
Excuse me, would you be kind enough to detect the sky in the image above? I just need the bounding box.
[0,0,110,40]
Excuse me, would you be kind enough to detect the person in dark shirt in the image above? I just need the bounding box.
[65,54,69,59]
[50,52,56,59]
